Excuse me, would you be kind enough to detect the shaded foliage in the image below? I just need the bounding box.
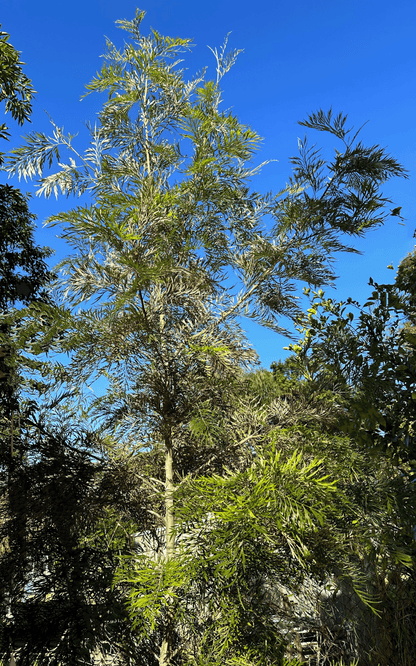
[0,403,156,665]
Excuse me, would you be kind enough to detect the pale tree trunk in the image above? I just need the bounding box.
[159,431,175,666]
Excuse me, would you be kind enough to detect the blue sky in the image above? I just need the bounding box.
[2,0,416,370]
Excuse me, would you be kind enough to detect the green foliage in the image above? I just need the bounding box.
[287,254,416,472]
[0,29,50,415]
[6,17,407,337]
[0,25,51,426]
[0,8,411,666]
[0,184,54,312]
[116,441,328,663]
[0,402,149,665]
[0,24,35,164]
[275,259,416,664]
[238,360,416,663]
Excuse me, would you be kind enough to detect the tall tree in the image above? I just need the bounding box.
[6,9,408,664]
[0,22,53,575]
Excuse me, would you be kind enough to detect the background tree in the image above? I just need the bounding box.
[279,256,416,665]
[0,22,50,413]
[0,22,52,414]
[1,29,56,663]
[290,253,416,472]
[4,9,409,665]
[0,192,57,662]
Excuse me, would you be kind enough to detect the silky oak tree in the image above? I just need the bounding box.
[5,8,408,665]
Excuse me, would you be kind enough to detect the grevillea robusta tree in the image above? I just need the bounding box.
[5,8,408,665]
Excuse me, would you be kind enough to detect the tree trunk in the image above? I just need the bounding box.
[159,432,175,666]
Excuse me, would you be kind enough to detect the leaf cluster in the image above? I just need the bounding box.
[287,258,416,473]
[0,25,35,164]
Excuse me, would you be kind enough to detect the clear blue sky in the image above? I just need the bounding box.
[2,0,416,369]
